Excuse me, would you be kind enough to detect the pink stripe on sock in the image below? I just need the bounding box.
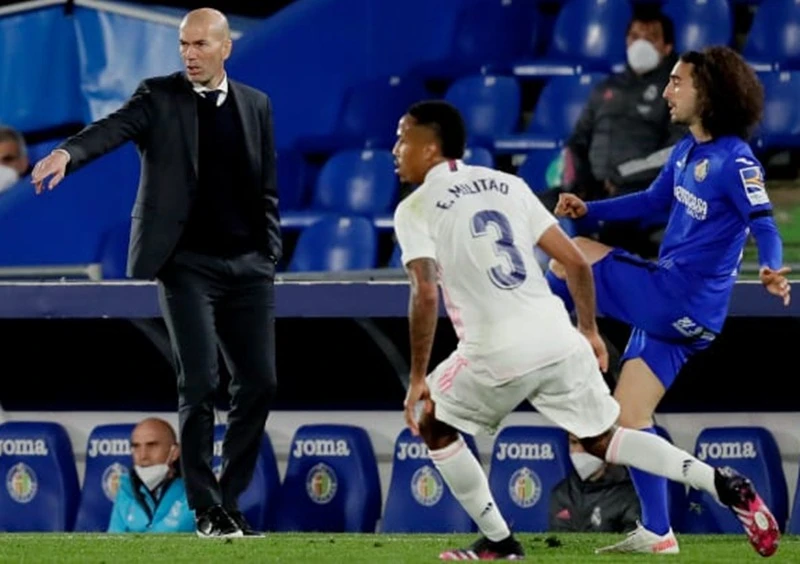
[606,427,627,464]
[429,437,465,462]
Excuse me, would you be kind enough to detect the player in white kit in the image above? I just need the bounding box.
[392,101,779,560]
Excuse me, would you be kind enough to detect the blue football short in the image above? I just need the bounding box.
[592,248,716,389]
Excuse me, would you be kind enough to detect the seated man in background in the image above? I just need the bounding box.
[549,433,640,533]
[108,417,195,533]
[558,7,685,258]
[0,125,30,192]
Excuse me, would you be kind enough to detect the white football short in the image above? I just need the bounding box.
[427,338,620,438]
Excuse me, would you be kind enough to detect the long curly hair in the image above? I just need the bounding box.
[680,46,764,140]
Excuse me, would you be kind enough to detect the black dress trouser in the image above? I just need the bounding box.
[156,249,277,512]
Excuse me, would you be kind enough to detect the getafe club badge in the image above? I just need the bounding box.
[6,462,37,504]
[305,462,338,504]
[102,462,127,501]
[508,466,542,508]
[411,465,444,507]
[694,159,709,182]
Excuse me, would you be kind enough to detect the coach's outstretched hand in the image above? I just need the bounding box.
[760,266,791,306]
[554,193,588,219]
[31,150,69,194]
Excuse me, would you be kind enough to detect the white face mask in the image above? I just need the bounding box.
[134,463,171,491]
[134,444,175,491]
[570,452,605,481]
[0,164,19,192]
[627,39,661,74]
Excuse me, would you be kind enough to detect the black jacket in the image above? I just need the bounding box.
[548,465,641,533]
[59,71,281,279]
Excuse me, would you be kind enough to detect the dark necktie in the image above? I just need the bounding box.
[204,89,222,107]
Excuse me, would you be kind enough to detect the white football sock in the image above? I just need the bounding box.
[429,436,511,542]
[606,427,719,501]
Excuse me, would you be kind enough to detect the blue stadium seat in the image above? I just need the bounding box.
[413,0,539,79]
[662,0,733,53]
[295,74,429,153]
[288,215,378,272]
[312,150,397,215]
[743,0,800,71]
[786,468,800,533]
[683,426,788,533]
[488,426,570,532]
[275,424,381,532]
[96,221,131,280]
[752,71,800,151]
[512,0,632,77]
[73,423,135,532]
[653,425,688,533]
[281,149,398,230]
[0,142,138,269]
[389,243,403,268]
[382,429,480,533]
[444,75,521,149]
[495,74,605,153]
[517,148,564,193]
[0,421,80,531]
[463,147,495,168]
[0,7,85,133]
[25,138,64,166]
[277,149,315,213]
[212,425,280,532]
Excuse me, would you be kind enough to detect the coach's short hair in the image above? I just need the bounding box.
[680,46,764,140]
[407,100,467,159]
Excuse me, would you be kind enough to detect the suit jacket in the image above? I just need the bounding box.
[59,71,281,280]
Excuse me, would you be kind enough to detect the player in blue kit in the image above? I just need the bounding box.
[546,46,790,554]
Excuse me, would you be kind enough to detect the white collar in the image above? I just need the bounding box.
[192,73,229,95]
[424,159,464,184]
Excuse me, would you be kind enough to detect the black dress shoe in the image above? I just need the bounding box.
[195,505,243,538]
[228,509,265,537]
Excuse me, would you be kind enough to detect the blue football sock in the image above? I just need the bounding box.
[629,427,671,535]
[545,269,574,313]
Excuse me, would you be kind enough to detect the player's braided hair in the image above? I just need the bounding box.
[680,46,764,140]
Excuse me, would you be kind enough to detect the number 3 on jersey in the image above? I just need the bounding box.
[470,209,527,289]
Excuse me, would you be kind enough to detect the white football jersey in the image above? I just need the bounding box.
[394,159,583,377]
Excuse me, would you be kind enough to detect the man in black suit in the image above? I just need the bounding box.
[31,8,279,539]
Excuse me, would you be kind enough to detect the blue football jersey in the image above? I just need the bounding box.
[588,134,775,332]
[656,136,771,271]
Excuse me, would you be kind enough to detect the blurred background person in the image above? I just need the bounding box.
[557,6,685,258]
[108,417,194,534]
[549,433,641,533]
[0,125,30,192]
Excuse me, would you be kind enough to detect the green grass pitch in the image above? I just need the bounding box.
[0,533,798,562]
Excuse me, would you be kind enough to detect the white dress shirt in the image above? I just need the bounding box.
[193,73,229,107]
